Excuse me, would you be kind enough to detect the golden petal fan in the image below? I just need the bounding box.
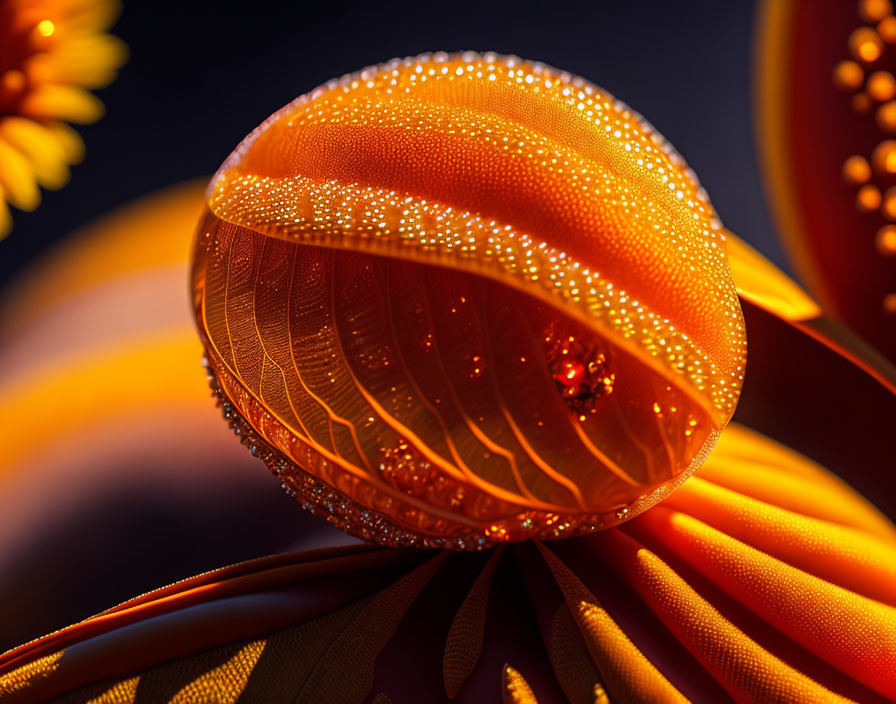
[2,425,894,703]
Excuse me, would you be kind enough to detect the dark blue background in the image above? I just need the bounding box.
[0,0,788,287]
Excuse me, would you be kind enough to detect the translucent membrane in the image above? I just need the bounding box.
[193,212,718,547]
[191,52,745,548]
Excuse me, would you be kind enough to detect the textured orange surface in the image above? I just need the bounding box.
[193,52,748,547]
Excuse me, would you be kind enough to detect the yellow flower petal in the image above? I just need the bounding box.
[54,0,122,34]
[46,35,128,89]
[0,0,125,237]
[0,117,70,190]
[0,189,11,240]
[19,85,105,125]
[0,138,41,211]
[44,121,86,165]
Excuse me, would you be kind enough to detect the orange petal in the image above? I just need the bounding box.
[502,665,539,704]
[632,507,896,699]
[19,85,104,124]
[726,229,821,322]
[664,477,896,604]
[598,529,857,704]
[537,542,688,704]
[0,118,70,191]
[695,424,896,542]
[0,137,40,212]
[547,605,609,704]
[443,546,504,697]
[756,0,896,361]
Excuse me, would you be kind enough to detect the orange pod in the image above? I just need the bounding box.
[192,52,747,548]
[757,0,896,361]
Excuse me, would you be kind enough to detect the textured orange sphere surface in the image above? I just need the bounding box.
[191,52,746,548]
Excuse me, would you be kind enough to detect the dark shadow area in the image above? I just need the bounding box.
[0,477,353,652]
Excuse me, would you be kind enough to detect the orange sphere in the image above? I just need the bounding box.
[191,53,746,548]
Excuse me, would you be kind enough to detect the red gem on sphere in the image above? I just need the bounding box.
[555,360,586,387]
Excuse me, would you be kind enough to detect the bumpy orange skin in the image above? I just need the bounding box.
[192,52,746,548]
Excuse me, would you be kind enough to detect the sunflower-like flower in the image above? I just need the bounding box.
[0,0,126,238]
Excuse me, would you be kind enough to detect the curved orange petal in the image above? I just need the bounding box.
[630,507,896,698]
[756,0,896,361]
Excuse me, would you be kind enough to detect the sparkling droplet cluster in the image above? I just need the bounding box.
[543,325,614,419]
